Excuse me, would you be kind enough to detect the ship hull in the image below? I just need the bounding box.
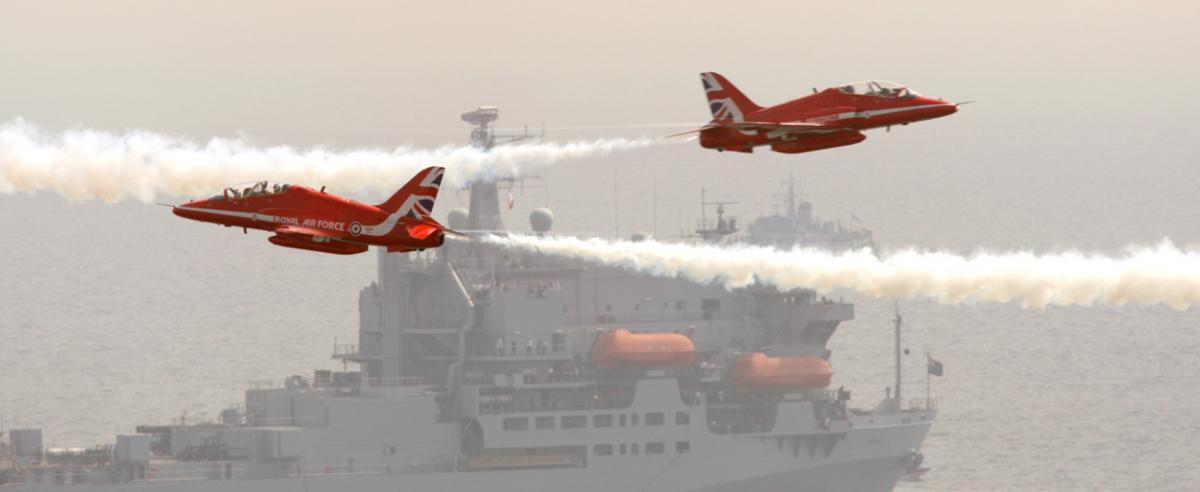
[3,460,907,492]
[3,422,928,492]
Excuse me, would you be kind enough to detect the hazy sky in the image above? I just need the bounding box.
[2,0,1198,148]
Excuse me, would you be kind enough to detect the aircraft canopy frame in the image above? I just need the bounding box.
[214,181,294,200]
[836,81,920,99]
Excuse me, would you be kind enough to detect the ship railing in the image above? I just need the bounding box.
[244,415,327,426]
[0,462,254,484]
[290,461,456,477]
[331,343,382,356]
[792,389,839,402]
[142,462,252,482]
[247,379,281,389]
[138,460,455,482]
[246,376,425,392]
[1,459,460,485]
[479,396,634,414]
[904,398,938,411]
[545,371,598,384]
[585,310,755,324]
[361,376,427,388]
[462,371,598,386]
[246,377,320,390]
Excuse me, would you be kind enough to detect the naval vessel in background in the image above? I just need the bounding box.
[0,107,935,491]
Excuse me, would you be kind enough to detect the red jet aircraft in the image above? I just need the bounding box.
[170,166,454,255]
[684,72,962,154]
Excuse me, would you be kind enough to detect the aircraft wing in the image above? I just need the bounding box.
[721,122,846,135]
[273,225,338,238]
[668,121,847,138]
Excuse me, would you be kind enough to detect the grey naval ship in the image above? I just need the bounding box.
[0,108,935,491]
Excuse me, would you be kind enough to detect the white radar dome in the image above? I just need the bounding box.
[530,208,555,233]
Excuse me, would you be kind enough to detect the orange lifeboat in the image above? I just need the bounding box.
[590,328,695,368]
[731,353,833,390]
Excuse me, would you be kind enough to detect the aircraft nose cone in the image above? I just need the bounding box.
[173,198,211,219]
[920,97,958,117]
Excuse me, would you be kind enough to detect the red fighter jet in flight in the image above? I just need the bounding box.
[682,72,963,154]
[170,166,457,255]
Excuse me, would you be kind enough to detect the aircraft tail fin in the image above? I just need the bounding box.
[378,166,444,218]
[700,72,762,123]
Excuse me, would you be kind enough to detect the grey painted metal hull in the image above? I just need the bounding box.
[5,421,929,492]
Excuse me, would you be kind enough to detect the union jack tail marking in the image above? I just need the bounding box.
[700,72,762,123]
[378,166,444,218]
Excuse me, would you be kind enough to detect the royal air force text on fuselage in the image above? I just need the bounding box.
[275,216,347,232]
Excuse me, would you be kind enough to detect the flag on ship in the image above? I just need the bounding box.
[927,354,944,376]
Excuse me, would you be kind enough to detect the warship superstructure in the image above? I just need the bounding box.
[0,108,935,491]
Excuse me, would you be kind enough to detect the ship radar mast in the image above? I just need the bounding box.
[695,188,739,243]
[786,173,797,224]
[893,302,903,402]
[459,106,543,231]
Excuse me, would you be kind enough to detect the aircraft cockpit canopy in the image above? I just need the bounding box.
[837,81,920,98]
[214,181,292,200]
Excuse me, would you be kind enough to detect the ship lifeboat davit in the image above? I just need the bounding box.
[590,328,695,369]
[731,353,833,390]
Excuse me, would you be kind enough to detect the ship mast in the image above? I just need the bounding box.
[459,106,544,232]
[893,302,902,402]
[785,173,797,224]
[695,188,739,243]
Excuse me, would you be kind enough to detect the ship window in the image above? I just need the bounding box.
[634,303,640,311]
[675,299,687,311]
[646,412,664,426]
[631,413,639,426]
[620,414,627,427]
[535,416,555,430]
[503,417,529,431]
[619,444,627,455]
[647,442,665,454]
[631,443,639,455]
[594,414,613,428]
[562,415,587,429]
[676,441,691,453]
[384,446,397,455]
[675,411,690,425]
[606,304,612,312]
[594,444,613,456]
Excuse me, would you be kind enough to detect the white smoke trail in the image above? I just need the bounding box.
[0,118,665,203]
[485,234,1200,310]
